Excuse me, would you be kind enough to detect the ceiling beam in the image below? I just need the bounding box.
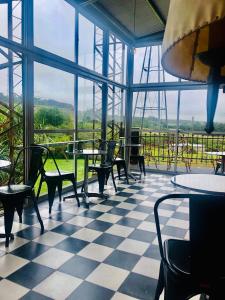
[146,0,166,26]
[134,30,164,47]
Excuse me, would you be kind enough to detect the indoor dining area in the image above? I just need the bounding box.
[0,0,225,299]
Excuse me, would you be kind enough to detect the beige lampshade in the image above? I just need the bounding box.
[162,0,225,82]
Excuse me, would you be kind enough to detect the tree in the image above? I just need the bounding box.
[35,107,66,127]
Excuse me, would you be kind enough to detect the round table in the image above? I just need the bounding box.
[0,159,11,170]
[64,149,107,208]
[171,174,225,195]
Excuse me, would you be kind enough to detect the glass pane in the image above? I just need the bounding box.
[34,0,75,60]
[133,46,178,83]
[0,4,8,38]
[109,34,126,84]
[77,77,102,140]
[79,15,103,73]
[34,63,75,130]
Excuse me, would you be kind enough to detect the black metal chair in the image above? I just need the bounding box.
[35,145,80,214]
[154,193,225,300]
[87,140,117,194]
[0,145,45,247]
[130,129,146,176]
[113,143,129,184]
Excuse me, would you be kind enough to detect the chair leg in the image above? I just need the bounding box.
[97,171,105,194]
[122,161,129,184]
[71,178,80,207]
[47,182,57,214]
[58,181,62,202]
[116,163,121,180]
[142,157,146,176]
[111,168,117,193]
[2,201,15,247]
[15,199,24,223]
[36,176,43,202]
[31,191,44,234]
[154,261,164,300]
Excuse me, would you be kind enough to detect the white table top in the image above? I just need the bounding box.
[0,159,11,169]
[205,151,225,156]
[72,149,106,155]
[171,174,225,195]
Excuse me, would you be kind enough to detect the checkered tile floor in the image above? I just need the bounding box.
[0,173,191,300]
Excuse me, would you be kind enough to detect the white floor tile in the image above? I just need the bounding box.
[71,228,102,242]
[133,257,160,279]
[117,238,149,255]
[126,211,148,220]
[78,243,113,262]
[86,263,129,291]
[33,231,67,247]
[0,254,29,277]
[67,216,93,227]
[0,279,29,300]
[33,248,74,269]
[97,213,122,224]
[106,224,134,237]
[34,271,82,299]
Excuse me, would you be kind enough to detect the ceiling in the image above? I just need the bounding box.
[71,0,170,46]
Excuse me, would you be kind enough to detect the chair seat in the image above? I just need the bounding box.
[164,239,191,275]
[0,184,32,195]
[88,163,111,170]
[44,171,74,178]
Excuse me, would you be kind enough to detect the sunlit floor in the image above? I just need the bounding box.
[0,173,198,299]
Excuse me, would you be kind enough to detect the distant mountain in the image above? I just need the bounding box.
[34,97,73,110]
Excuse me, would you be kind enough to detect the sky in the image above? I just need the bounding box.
[0,0,225,123]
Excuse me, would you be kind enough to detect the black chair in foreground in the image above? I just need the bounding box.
[154,193,225,300]
[87,140,117,195]
[0,145,45,247]
[35,145,80,214]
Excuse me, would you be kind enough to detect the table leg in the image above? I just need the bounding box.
[221,156,225,173]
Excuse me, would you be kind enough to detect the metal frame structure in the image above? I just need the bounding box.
[0,0,210,180]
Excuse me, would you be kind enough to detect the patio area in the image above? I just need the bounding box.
[0,173,190,299]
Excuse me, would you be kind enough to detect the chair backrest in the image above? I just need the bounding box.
[8,145,49,188]
[131,128,140,156]
[189,194,225,278]
[154,193,225,279]
[106,140,117,164]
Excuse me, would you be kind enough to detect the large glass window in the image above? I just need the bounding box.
[34,0,75,60]
[34,63,75,131]
[79,15,103,74]
[133,46,178,83]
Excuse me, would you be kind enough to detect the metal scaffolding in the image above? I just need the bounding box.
[133,45,168,131]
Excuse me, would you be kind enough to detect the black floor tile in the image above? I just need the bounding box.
[14,214,39,225]
[7,262,54,289]
[11,241,49,260]
[127,186,143,190]
[59,255,99,279]
[119,272,157,300]
[94,233,124,248]
[146,214,169,224]
[172,211,189,221]
[104,250,140,270]
[50,212,74,222]
[128,229,156,243]
[16,227,43,240]
[21,291,53,300]
[108,207,129,216]
[144,244,161,260]
[86,220,112,232]
[79,210,103,219]
[117,217,141,228]
[134,205,154,214]
[162,225,187,238]
[55,237,88,253]
[116,192,134,197]
[52,223,81,236]
[101,200,119,207]
[125,198,142,205]
[67,281,114,300]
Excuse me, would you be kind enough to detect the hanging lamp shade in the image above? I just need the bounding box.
[162,0,225,133]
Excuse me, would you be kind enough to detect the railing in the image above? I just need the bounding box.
[140,130,225,172]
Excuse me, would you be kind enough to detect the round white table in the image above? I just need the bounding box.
[0,160,11,170]
[171,174,225,195]
[64,149,107,208]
